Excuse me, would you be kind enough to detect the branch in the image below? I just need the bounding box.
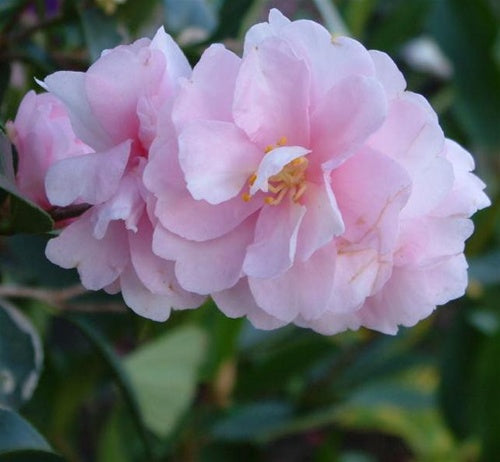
[0,283,128,313]
[48,203,92,222]
[0,284,87,306]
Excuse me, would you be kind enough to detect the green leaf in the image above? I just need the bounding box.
[0,408,63,461]
[368,0,432,53]
[123,325,207,437]
[97,406,134,462]
[0,134,54,235]
[211,401,294,442]
[210,0,255,41]
[163,0,217,35]
[475,328,500,460]
[79,7,122,62]
[438,308,483,439]
[0,300,43,409]
[65,315,153,460]
[429,0,500,149]
[117,0,158,35]
[0,64,11,108]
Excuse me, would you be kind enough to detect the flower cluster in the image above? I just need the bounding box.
[8,10,489,334]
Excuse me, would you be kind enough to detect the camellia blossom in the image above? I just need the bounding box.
[146,9,490,333]
[40,27,205,320]
[6,91,91,209]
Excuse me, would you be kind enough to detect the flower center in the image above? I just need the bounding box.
[242,136,309,206]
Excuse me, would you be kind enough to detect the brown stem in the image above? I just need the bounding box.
[0,284,127,313]
[0,284,86,306]
[48,203,92,222]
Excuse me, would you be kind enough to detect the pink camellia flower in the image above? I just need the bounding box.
[6,91,91,209]
[146,9,489,333]
[41,27,205,320]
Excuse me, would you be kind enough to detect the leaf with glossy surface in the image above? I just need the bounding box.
[0,408,63,461]
[163,0,217,35]
[0,300,43,409]
[80,7,122,62]
[123,325,207,437]
[429,0,500,149]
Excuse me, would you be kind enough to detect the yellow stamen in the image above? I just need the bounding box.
[293,183,307,202]
[242,192,251,202]
[277,136,287,146]
[291,157,306,167]
[264,196,274,205]
[264,145,274,154]
[248,173,257,186]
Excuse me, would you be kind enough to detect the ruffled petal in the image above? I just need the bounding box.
[179,120,261,204]
[295,174,344,261]
[45,140,131,206]
[332,148,411,254]
[369,50,406,100]
[43,71,113,150]
[92,170,145,239]
[86,45,165,143]
[213,278,288,330]
[311,75,387,169]
[357,254,468,334]
[153,215,256,294]
[248,242,336,322]
[129,217,205,306]
[45,210,129,290]
[432,139,491,217]
[367,91,444,173]
[173,44,240,127]
[233,38,310,149]
[243,200,306,278]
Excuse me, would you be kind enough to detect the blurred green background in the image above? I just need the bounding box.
[0,0,499,461]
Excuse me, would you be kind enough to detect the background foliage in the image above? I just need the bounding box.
[0,0,499,461]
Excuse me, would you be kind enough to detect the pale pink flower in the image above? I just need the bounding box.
[6,91,91,209]
[147,9,489,332]
[42,27,205,320]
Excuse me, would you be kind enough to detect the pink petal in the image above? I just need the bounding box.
[150,26,191,86]
[213,278,288,330]
[120,264,172,322]
[45,140,131,206]
[311,75,387,170]
[129,217,206,306]
[369,50,406,100]
[432,139,491,217]
[279,26,375,103]
[357,254,468,334]
[395,216,474,267]
[92,170,145,239]
[332,148,411,254]
[295,174,344,261]
[243,200,306,278]
[45,210,129,290]
[43,71,113,150]
[153,187,261,241]
[173,44,240,127]
[233,38,310,149]
[178,120,261,204]
[401,155,454,219]
[248,242,337,322]
[86,45,165,143]
[327,246,392,313]
[153,215,256,294]
[367,92,444,173]
[243,8,291,55]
